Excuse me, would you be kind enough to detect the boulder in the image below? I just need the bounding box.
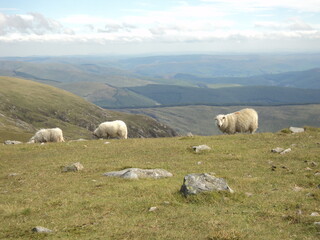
[271,147,291,154]
[180,173,234,196]
[4,140,22,145]
[103,168,173,179]
[289,127,305,134]
[62,162,84,172]
[192,145,211,153]
[32,226,53,233]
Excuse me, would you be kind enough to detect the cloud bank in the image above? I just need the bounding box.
[0,1,319,55]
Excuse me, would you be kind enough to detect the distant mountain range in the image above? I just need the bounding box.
[0,54,320,108]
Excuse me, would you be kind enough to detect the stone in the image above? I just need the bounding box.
[103,168,173,179]
[311,212,320,217]
[62,162,84,172]
[149,207,157,212]
[289,127,305,133]
[280,148,291,155]
[192,144,211,153]
[271,147,291,154]
[180,173,234,196]
[271,147,284,153]
[4,140,22,145]
[32,226,53,233]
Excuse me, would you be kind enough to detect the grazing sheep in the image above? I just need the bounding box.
[28,128,65,143]
[215,108,258,134]
[93,120,128,139]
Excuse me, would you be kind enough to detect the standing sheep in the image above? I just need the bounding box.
[93,120,128,139]
[215,108,258,134]
[28,128,65,143]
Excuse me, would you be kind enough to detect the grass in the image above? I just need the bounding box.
[120,104,320,136]
[1,128,319,239]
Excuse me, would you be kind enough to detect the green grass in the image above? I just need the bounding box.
[120,104,320,136]
[0,76,177,142]
[1,128,319,239]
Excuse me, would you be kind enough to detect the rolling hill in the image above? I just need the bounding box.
[119,105,320,136]
[0,76,177,142]
[127,84,320,107]
[174,68,320,89]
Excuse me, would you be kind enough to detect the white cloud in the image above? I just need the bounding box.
[0,12,73,36]
[201,0,320,13]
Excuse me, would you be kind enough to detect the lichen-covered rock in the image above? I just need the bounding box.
[180,173,234,196]
[4,140,22,145]
[103,168,173,179]
[192,145,211,153]
[289,127,305,133]
[62,162,84,172]
[32,226,53,233]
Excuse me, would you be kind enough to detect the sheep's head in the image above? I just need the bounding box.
[215,114,226,128]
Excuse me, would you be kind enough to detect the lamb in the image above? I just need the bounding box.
[93,120,128,139]
[215,108,258,134]
[28,128,65,143]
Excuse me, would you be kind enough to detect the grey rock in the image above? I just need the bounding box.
[271,147,291,154]
[280,148,291,155]
[32,226,53,233]
[4,140,22,145]
[271,147,284,153]
[103,168,173,179]
[180,173,234,196]
[289,127,305,133]
[62,162,84,172]
[193,144,211,153]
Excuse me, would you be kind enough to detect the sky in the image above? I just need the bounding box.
[0,0,320,56]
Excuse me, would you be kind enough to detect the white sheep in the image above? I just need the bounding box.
[28,128,65,143]
[215,108,258,134]
[93,120,128,139]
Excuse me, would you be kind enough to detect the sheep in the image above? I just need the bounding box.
[93,120,128,139]
[28,128,65,143]
[215,108,258,134]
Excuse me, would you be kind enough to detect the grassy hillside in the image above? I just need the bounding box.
[0,76,177,142]
[128,84,320,106]
[119,104,320,136]
[1,129,319,239]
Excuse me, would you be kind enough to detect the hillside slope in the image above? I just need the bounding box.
[0,76,177,142]
[1,129,319,239]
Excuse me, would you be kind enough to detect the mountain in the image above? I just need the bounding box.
[174,68,320,89]
[0,76,177,142]
[117,54,320,77]
[127,84,320,106]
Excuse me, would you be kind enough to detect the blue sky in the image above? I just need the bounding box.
[0,0,319,56]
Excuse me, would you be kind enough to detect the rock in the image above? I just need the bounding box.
[104,141,110,144]
[314,222,320,226]
[311,212,320,217]
[148,207,157,212]
[186,132,194,137]
[289,127,305,133]
[192,144,211,153]
[69,138,87,142]
[62,162,84,172]
[280,148,291,155]
[315,172,320,176]
[103,168,173,179]
[4,140,22,145]
[32,226,53,233]
[271,147,284,153]
[271,147,291,154]
[180,173,234,196]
